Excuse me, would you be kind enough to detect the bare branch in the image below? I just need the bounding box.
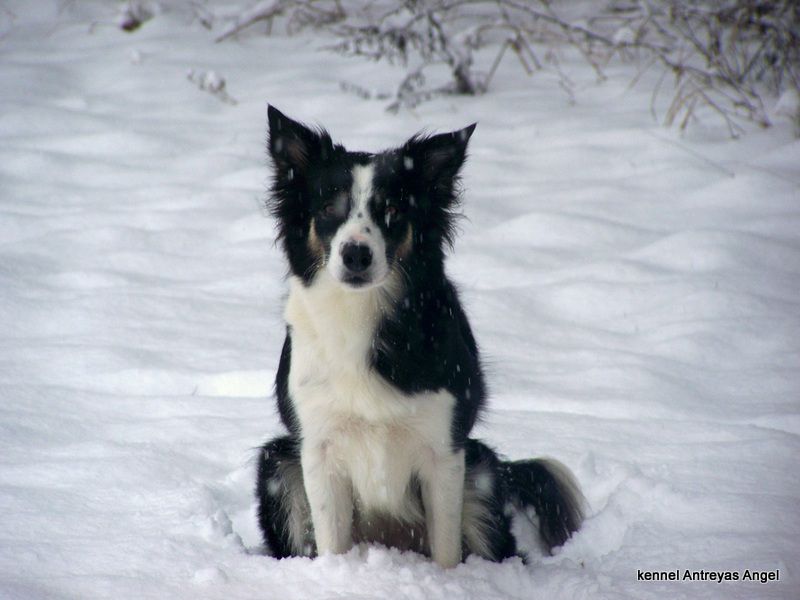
[215,0,287,43]
[208,0,799,136]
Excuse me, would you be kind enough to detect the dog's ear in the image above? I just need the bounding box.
[401,123,476,188]
[267,105,324,177]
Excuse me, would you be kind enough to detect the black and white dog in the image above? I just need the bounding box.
[256,106,584,568]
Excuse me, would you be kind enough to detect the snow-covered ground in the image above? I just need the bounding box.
[1,2,798,599]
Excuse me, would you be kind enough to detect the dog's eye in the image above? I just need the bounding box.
[383,205,399,227]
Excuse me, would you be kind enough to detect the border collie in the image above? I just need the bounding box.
[256,106,584,568]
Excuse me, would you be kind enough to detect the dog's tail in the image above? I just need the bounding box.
[499,458,585,554]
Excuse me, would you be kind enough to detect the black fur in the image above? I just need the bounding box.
[500,458,585,552]
[256,435,303,559]
[274,332,299,436]
[267,105,370,284]
[257,105,584,563]
[372,279,485,445]
[462,439,519,560]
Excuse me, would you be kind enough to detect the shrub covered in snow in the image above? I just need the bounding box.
[206,0,799,136]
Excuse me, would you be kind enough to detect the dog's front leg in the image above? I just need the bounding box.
[301,442,353,555]
[421,448,466,568]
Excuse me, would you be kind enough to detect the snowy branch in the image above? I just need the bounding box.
[200,0,800,135]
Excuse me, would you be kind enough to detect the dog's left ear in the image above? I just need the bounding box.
[401,123,476,188]
[267,105,326,177]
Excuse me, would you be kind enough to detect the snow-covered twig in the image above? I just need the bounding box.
[215,0,287,43]
[187,69,238,105]
[118,1,154,32]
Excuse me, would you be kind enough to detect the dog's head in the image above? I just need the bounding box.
[267,105,475,289]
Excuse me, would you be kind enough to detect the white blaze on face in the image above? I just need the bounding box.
[351,164,374,230]
[326,162,389,287]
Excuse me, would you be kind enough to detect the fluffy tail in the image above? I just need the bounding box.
[500,458,585,554]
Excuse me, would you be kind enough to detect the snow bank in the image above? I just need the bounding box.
[1,1,798,599]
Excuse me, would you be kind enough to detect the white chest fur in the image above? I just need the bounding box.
[284,272,456,513]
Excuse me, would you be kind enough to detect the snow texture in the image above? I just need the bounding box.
[1,2,798,599]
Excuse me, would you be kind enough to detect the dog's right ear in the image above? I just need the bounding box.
[267,105,322,177]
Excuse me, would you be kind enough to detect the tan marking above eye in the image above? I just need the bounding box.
[308,219,325,259]
[395,222,413,259]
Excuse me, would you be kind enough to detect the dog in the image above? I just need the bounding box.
[256,105,584,568]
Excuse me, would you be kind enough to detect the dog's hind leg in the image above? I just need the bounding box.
[256,435,314,558]
[461,440,584,562]
[461,439,519,562]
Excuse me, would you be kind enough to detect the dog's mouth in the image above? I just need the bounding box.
[336,268,393,291]
[341,274,370,288]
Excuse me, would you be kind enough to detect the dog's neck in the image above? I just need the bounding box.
[284,269,403,364]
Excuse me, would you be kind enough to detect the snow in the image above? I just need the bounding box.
[1,1,799,599]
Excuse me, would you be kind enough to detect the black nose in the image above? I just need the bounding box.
[341,243,372,273]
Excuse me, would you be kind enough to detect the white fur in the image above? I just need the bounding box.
[284,269,465,567]
[462,466,496,559]
[273,456,312,555]
[326,163,390,288]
